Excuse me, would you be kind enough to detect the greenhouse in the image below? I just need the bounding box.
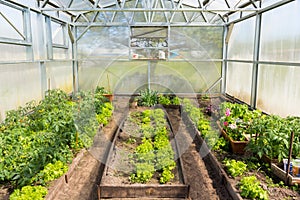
[0,0,300,199]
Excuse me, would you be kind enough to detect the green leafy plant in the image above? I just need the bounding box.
[130,108,175,184]
[9,185,47,200]
[130,162,155,183]
[138,89,158,107]
[219,102,262,141]
[31,161,68,185]
[0,88,113,190]
[247,115,300,162]
[158,94,171,105]
[96,102,113,126]
[239,176,269,200]
[160,168,174,184]
[171,96,181,105]
[223,159,247,177]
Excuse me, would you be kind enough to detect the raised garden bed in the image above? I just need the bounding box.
[181,110,243,200]
[271,163,300,186]
[99,107,189,199]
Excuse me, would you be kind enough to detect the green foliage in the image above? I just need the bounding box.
[0,88,113,189]
[160,168,174,184]
[96,102,113,126]
[204,131,229,151]
[74,91,98,147]
[239,176,269,200]
[182,98,230,151]
[247,115,300,162]
[0,90,74,187]
[138,89,158,107]
[223,159,247,177]
[130,163,155,183]
[30,161,68,185]
[130,108,175,184]
[158,95,171,105]
[9,185,47,200]
[157,95,181,106]
[135,139,155,163]
[219,102,262,142]
[171,96,181,105]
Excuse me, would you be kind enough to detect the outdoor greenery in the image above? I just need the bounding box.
[0,88,113,198]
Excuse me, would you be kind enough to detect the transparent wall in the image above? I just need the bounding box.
[0,44,29,61]
[0,3,24,40]
[31,12,46,60]
[257,64,300,117]
[0,2,73,121]
[260,1,300,62]
[77,26,129,60]
[226,62,253,104]
[0,63,42,121]
[78,26,223,94]
[227,18,256,60]
[150,61,221,94]
[170,27,223,60]
[45,61,73,93]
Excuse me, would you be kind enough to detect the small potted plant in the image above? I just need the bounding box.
[218,102,261,154]
[130,97,139,108]
[103,73,114,102]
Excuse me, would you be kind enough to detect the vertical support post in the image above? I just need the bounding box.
[147,61,151,90]
[40,61,47,98]
[23,8,33,61]
[37,12,46,60]
[167,25,170,61]
[72,26,79,95]
[221,24,229,94]
[45,16,53,60]
[250,14,262,108]
[286,131,294,184]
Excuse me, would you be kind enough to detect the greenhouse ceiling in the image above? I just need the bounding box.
[33,0,292,26]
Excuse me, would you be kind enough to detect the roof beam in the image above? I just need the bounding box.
[39,7,259,12]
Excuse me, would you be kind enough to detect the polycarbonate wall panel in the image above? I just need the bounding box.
[169,27,223,60]
[79,60,221,94]
[0,3,24,40]
[257,65,300,117]
[260,1,300,62]
[53,48,72,60]
[45,61,73,93]
[31,12,46,60]
[0,63,42,121]
[150,61,221,93]
[226,62,252,104]
[10,0,38,9]
[227,18,256,60]
[77,26,222,94]
[79,60,148,93]
[0,44,28,61]
[77,26,129,60]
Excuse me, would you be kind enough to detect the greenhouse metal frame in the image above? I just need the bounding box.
[0,0,299,120]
